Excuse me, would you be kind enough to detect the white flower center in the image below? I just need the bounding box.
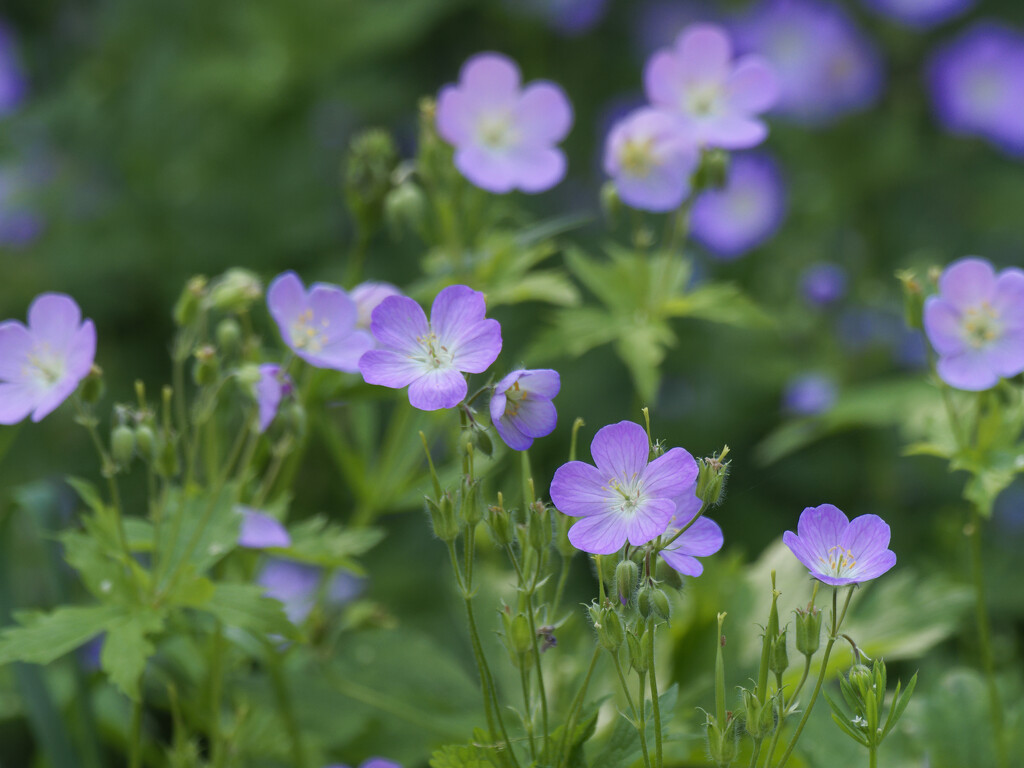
[619,137,656,178]
[686,82,722,117]
[503,380,528,417]
[477,112,518,151]
[414,330,454,370]
[24,342,65,388]
[290,308,331,354]
[961,303,1001,349]
[818,545,857,578]
[608,475,644,516]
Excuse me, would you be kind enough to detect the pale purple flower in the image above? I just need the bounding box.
[861,0,975,29]
[604,107,700,212]
[783,504,896,586]
[237,507,291,549]
[358,285,502,411]
[783,373,838,415]
[644,23,779,149]
[0,293,96,424]
[927,23,1024,158]
[801,262,848,306]
[436,53,573,194]
[0,22,27,117]
[691,152,786,258]
[661,517,724,576]
[489,369,560,451]
[550,421,699,555]
[733,0,884,125]
[257,559,363,625]
[266,272,372,373]
[923,257,1024,391]
[351,281,402,331]
[255,364,292,433]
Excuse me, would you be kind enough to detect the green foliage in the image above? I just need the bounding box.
[100,610,165,700]
[0,605,127,666]
[202,584,300,641]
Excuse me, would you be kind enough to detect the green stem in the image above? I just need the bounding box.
[868,745,877,768]
[525,588,551,761]
[550,554,572,621]
[611,651,639,720]
[129,698,142,768]
[968,507,1008,768]
[519,664,537,762]
[647,618,663,768]
[208,624,226,768]
[637,670,653,768]
[749,741,763,768]
[266,647,307,768]
[558,647,602,768]
[466,597,519,768]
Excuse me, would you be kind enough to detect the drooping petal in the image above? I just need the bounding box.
[568,512,630,555]
[370,296,429,357]
[550,461,615,517]
[641,447,698,499]
[508,397,557,440]
[358,350,423,389]
[923,297,967,356]
[27,293,82,352]
[517,82,573,143]
[724,56,779,113]
[0,381,35,424]
[591,421,650,481]
[518,369,560,398]
[937,348,998,391]
[512,147,567,194]
[407,367,467,411]
[626,497,677,546]
[938,257,996,310]
[0,320,32,381]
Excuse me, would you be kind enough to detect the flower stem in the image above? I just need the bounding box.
[557,646,601,768]
[636,669,653,768]
[129,698,142,768]
[525,587,551,761]
[266,646,307,768]
[647,617,663,768]
[868,744,877,768]
[519,664,537,762]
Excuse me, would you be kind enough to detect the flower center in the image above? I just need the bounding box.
[477,112,517,150]
[818,545,857,577]
[290,308,331,354]
[962,303,1001,348]
[608,475,644,515]
[686,83,721,116]
[24,343,65,388]
[415,330,455,370]
[504,380,528,417]
[619,138,656,178]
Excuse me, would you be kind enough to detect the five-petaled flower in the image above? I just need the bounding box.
[923,257,1024,391]
[489,368,560,451]
[550,421,699,555]
[644,23,778,149]
[783,503,896,586]
[267,272,373,373]
[359,285,502,411]
[436,52,573,194]
[0,293,96,424]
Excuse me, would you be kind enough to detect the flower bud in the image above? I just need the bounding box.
[627,629,650,674]
[173,275,207,327]
[615,560,639,606]
[697,449,730,507]
[770,629,789,676]
[846,663,873,700]
[741,689,770,741]
[600,181,621,224]
[192,345,219,387]
[80,364,105,404]
[215,318,243,356]
[596,608,625,652]
[649,588,671,621]
[134,425,155,462]
[705,712,739,768]
[527,504,552,553]
[509,613,533,656]
[111,424,136,467]
[896,269,925,330]
[344,129,398,236]
[208,268,262,313]
[426,492,460,542]
[487,504,513,546]
[460,477,483,526]
[637,585,653,618]
[384,181,427,240]
[794,606,822,658]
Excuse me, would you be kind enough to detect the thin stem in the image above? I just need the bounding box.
[868,745,878,768]
[637,670,653,768]
[129,699,142,768]
[550,554,572,621]
[208,624,226,768]
[524,588,551,760]
[466,597,519,768]
[611,651,639,720]
[748,741,763,768]
[647,617,663,768]
[557,647,601,768]
[266,647,307,768]
[519,664,537,762]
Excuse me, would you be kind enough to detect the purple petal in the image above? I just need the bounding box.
[669,516,724,557]
[511,147,567,193]
[370,296,429,357]
[30,375,80,422]
[782,530,818,576]
[267,272,306,329]
[351,282,402,330]
[724,57,779,113]
[641,447,698,499]
[27,293,82,352]
[517,82,573,143]
[508,397,557,440]
[360,759,402,768]
[308,284,357,336]
[677,24,733,83]
[568,512,630,554]
[993,269,1024,329]
[238,507,292,549]
[407,367,467,411]
[984,330,1024,379]
[0,320,31,380]
[923,297,966,356]
[494,413,534,451]
[431,285,487,346]
[643,49,686,108]
[517,369,560,398]
[0,382,35,425]
[938,257,996,311]
[450,319,502,374]
[852,549,897,582]
[839,514,891,561]
[550,461,614,517]
[358,350,423,389]
[453,146,518,194]
[591,421,649,481]
[795,503,850,562]
[315,328,374,373]
[436,85,476,145]
[65,321,97,383]
[673,488,703,525]
[460,53,521,106]
[937,348,998,391]
[660,550,704,577]
[627,497,677,546]
[616,164,691,212]
[489,388,509,424]
[702,114,768,149]
[256,365,285,433]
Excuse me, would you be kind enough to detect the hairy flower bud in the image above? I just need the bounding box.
[794,606,822,658]
[697,449,730,507]
[846,663,873,700]
[487,504,513,547]
[192,345,219,387]
[216,318,243,356]
[615,560,639,606]
[510,613,533,656]
[705,712,739,768]
[80,364,105,405]
[741,689,771,741]
[596,608,625,652]
[208,268,262,313]
[627,629,650,674]
[770,629,789,676]
[111,424,136,467]
[427,492,460,542]
[173,275,207,328]
[460,477,483,527]
[527,504,552,554]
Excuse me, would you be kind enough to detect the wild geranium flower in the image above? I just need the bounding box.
[927,23,1024,158]
[644,23,779,149]
[861,0,975,29]
[267,272,372,373]
[734,0,883,125]
[436,53,573,194]
[923,257,1024,391]
[550,421,699,555]
[237,507,292,549]
[489,369,560,451]
[255,364,292,433]
[783,503,896,586]
[258,558,363,625]
[690,152,786,258]
[604,107,700,212]
[801,262,848,306]
[0,293,96,424]
[359,285,502,411]
[661,516,724,576]
[351,281,402,331]
[783,373,838,416]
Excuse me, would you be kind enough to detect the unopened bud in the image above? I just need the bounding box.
[649,588,671,621]
[173,276,207,327]
[215,318,243,356]
[846,663,873,699]
[344,129,398,236]
[460,477,483,526]
[596,609,625,652]
[527,503,552,553]
[192,345,219,387]
[637,586,653,618]
[615,560,639,607]
[770,629,789,676]
[208,268,262,313]
[510,614,533,656]
[697,449,730,507]
[384,181,427,239]
[111,424,136,467]
[554,512,575,559]
[487,504,512,546]
[80,365,105,404]
[627,629,650,673]
[705,713,739,768]
[794,606,822,658]
[741,689,771,741]
[134,425,155,462]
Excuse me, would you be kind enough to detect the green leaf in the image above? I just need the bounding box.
[613,321,674,403]
[156,485,242,581]
[283,517,384,572]
[960,450,1024,518]
[661,282,773,328]
[65,477,107,516]
[550,698,604,768]
[881,672,917,741]
[59,530,134,603]
[598,684,678,768]
[0,604,127,665]
[428,741,501,768]
[200,583,300,640]
[489,270,580,307]
[100,610,165,700]
[528,307,621,361]
[824,691,869,747]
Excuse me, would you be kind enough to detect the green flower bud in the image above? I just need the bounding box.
[487,504,513,546]
[427,492,460,542]
[344,129,398,236]
[615,560,639,607]
[384,181,427,240]
[173,276,207,327]
[527,503,552,553]
[896,269,925,331]
[627,629,650,674]
[596,608,625,652]
[192,345,219,387]
[460,477,483,526]
[697,448,730,507]
[111,424,136,467]
[215,318,243,356]
[80,364,105,404]
[600,181,621,224]
[705,713,739,768]
[846,663,873,700]
[794,606,822,658]
[208,268,262,313]
[741,689,769,741]
[649,588,671,621]
[637,585,653,619]
[134,425,155,462]
[770,628,789,676]
[509,613,533,656]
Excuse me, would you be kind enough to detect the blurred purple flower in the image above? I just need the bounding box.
[0,293,96,424]
[506,0,610,36]
[0,22,27,117]
[927,22,1024,157]
[634,1,720,59]
[255,363,292,433]
[733,0,884,125]
[489,369,560,451]
[644,24,779,149]
[783,373,837,416]
[783,503,896,586]
[258,559,363,625]
[550,421,698,554]
[267,272,372,373]
[923,257,1024,391]
[860,0,975,29]
[359,285,502,411]
[661,516,724,576]
[801,262,847,306]
[691,152,786,258]
[237,507,291,549]
[604,107,700,212]
[351,281,402,331]
[436,53,573,194]
[0,165,44,246]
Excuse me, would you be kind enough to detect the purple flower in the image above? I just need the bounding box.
[860,0,975,29]
[0,293,96,424]
[690,152,786,258]
[927,23,1024,158]
[733,0,884,125]
[783,373,838,415]
[359,285,502,411]
[783,503,896,586]
[255,364,292,433]
[0,22,27,117]
[661,516,724,576]
[351,281,402,331]
[604,107,700,212]
[436,53,573,194]
[258,559,363,625]
[801,262,848,306]
[550,421,699,555]
[237,507,292,549]
[923,257,1024,391]
[489,369,560,451]
[267,272,372,373]
[645,23,778,149]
